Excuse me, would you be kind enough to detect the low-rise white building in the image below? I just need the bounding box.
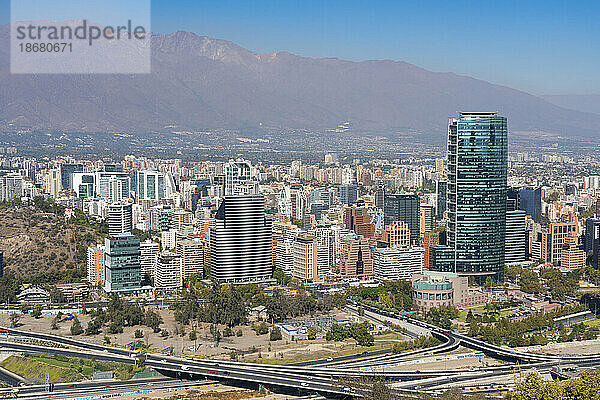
[412,271,487,312]
[374,247,424,281]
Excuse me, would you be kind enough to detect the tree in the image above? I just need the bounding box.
[541,268,577,301]
[134,329,144,339]
[9,313,21,327]
[519,270,542,294]
[189,331,197,341]
[307,326,317,340]
[85,318,102,335]
[109,321,123,334]
[71,317,84,335]
[144,310,163,332]
[270,327,282,341]
[426,305,459,329]
[210,324,221,342]
[31,305,42,319]
[273,268,291,285]
[253,322,269,335]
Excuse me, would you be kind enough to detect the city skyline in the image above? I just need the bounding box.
[1,1,599,397]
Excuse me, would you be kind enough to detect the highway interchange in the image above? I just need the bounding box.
[1,303,600,398]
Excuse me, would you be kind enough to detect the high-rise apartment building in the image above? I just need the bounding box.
[161,229,178,251]
[140,240,159,279]
[441,112,508,281]
[210,195,272,283]
[104,234,141,293]
[343,206,373,237]
[0,172,24,202]
[87,245,105,286]
[177,239,205,281]
[155,251,182,290]
[311,226,334,279]
[292,234,318,282]
[107,202,133,236]
[420,204,435,236]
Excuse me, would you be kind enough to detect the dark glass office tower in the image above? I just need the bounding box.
[447,112,508,282]
[519,187,542,223]
[384,193,420,245]
[585,219,600,268]
[436,180,447,219]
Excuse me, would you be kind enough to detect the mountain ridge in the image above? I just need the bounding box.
[1,26,599,139]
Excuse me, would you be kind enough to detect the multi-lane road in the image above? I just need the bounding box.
[2,303,600,398]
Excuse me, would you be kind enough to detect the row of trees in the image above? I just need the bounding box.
[325,322,375,346]
[349,280,413,312]
[391,335,440,354]
[0,269,86,304]
[425,305,459,329]
[266,290,346,322]
[506,266,578,301]
[172,281,347,329]
[466,303,589,347]
[79,294,163,335]
[508,371,600,400]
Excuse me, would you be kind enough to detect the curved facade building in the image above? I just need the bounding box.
[447,112,507,282]
[210,195,273,283]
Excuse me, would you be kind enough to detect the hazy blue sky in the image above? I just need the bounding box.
[2,0,598,95]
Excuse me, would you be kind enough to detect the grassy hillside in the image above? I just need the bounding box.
[0,355,84,383]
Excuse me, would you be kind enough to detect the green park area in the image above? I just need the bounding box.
[0,353,146,383]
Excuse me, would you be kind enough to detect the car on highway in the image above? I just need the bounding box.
[181,365,189,371]
[326,357,333,361]
[301,382,308,387]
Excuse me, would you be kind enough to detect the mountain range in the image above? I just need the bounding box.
[1,26,599,141]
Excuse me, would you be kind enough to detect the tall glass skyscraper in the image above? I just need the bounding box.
[446,112,508,282]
